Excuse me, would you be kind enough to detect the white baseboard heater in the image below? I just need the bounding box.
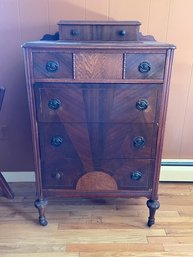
[160,159,193,182]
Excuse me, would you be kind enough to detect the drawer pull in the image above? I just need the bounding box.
[53,172,63,180]
[46,60,59,72]
[136,99,149,111]
[71,29,79,36]
[48,99,61,110]
[119,30,126,36]
[138,61,151,73]
[133,136,145,149]
[51,136,63,147]
[131,171,142,181]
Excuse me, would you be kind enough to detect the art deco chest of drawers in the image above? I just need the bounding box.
[22,21,175,226]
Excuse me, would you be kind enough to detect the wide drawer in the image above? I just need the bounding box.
[38,122,157,162]
[35,83,161,123]
[58,22,140,41]
[41,158,154,190]
[125,53,166,80]
[32,52,73,79]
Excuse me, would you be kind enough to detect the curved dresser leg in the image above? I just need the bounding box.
[147,199,160,227]
[34,198,48,226]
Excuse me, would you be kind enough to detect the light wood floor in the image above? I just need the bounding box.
[0,182,193,257]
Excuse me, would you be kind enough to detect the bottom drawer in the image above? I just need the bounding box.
[41,158,155,191]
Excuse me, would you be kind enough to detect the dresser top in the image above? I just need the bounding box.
[22,40,175,49]
[58,20,141,26]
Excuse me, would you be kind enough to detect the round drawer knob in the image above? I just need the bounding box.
[136,99,149,111]
[50,136,63,147]
[138,61,151,73]
[133,136,145,149]
[46,60,59,72]
[71,29,79,36]
[55,172,63,180]
[131,171,142,181]
[48,99,61,110]
[119,30,126,36]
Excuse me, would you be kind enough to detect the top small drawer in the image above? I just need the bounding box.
[58,21,140,41]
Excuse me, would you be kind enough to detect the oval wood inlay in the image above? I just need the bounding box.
[76,171,118,191]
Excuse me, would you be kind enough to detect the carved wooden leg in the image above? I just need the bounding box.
[34,198,48,226]
[147,199,160,227]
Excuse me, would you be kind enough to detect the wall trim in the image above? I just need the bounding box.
[160,159,193,182]
[2,159,193,183]
[161,159,193,167]
[1,171,35,182]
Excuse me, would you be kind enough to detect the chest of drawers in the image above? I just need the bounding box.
[22,21,175,226]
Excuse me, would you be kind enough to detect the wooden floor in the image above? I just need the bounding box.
[0,182,193,257]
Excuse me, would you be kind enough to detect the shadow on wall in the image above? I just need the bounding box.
[0,1,112,171]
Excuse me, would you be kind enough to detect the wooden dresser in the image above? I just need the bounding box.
[22,21,175,226]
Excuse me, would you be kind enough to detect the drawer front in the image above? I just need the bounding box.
[99,25,139,41]
[41,158,154,190]
[59,25,139,41]
[38,123,157,164]
[41,158,84,189]
[125,53,166,80]
[101,123,157,159]
[35,84,161,123]
[59,25,92,41]
[33,52,73,79]
[102,159,155,190]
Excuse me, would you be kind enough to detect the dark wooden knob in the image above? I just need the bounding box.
[55,172,63,180]
[71,29,79,36]
[136,99,149,111]
[50,136,63,147]
[133,136,145,149]
[52,171,64,180]
[46,60,59,72]
[138,61,151,73]
[119,30,126,36]
[48,99,61,110]
[131,171,142,181]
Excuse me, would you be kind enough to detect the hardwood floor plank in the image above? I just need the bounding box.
[165,229,193,237]
[0,223,58,239]
[148,236,193,244]
[1,253,78,257]
[55,229,149,243]
[164,244,193,252]
[66,243,164,252]
[79,252,193,257]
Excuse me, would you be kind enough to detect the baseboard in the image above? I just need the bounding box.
[1,171,35,182]
[2,159,193,182]
[160,159,193,182]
